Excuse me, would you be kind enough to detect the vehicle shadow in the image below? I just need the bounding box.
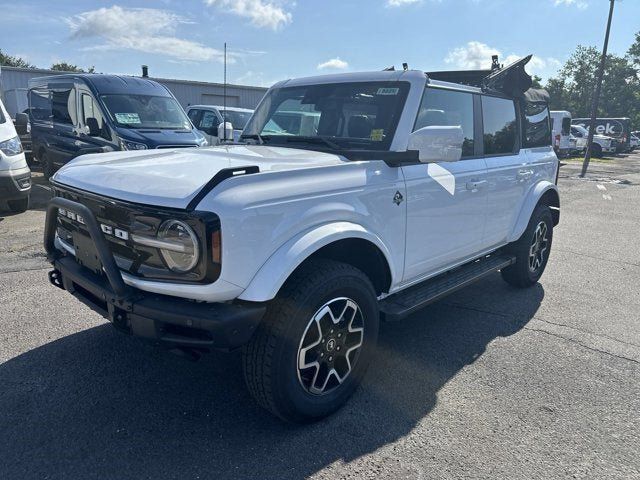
[0,274,543,480]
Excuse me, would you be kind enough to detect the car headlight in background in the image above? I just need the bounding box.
[0,136,24,156]
[120,139,148,150]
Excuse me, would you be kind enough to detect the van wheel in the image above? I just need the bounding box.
[591,143,603,158]
[7,197,29,213]
[501,204,553,288]
[41,153,55,181]
[242,259,379,423]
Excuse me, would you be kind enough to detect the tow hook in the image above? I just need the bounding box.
[48,269,64,290]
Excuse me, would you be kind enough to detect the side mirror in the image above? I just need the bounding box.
[408,126,464,163]
[86,117,101,136]
[15,113,29,135]
[217,122,234,142]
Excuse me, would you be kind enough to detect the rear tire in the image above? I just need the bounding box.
[591,143,603,158]
[501,204,553,288]
[242,259,379,423]
[7,197,29,213]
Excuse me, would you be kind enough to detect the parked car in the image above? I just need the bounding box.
[630,133,639,151]
[186,105,253,145]
[570,124,616,157]
[44,57,559,422]
[0,98,31,213]
[551,110,572,157]
[28,74,207,179]
[572,117,631,153]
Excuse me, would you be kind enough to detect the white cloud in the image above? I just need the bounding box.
[445,41,561,79]
[386,0,421,6]
[554,0,588,10]
[317,57,349,70]
[67,6,226,63]
[204,0,292,30]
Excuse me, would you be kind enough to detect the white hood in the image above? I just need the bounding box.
[53,145,346,209]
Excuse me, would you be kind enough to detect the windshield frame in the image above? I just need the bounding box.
[241,80,411,152]
[100,94,192,130]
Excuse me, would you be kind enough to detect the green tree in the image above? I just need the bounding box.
[0,49,35,68]
[628,32,640,67]
[50,62,95,73]
[545,44,639,126]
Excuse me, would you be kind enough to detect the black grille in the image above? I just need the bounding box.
[52,184,220,284]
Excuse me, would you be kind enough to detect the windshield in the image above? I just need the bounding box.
[101,94,191,130]
[572,125,588,136]
[242,81,410,151]
[221,110,252,130]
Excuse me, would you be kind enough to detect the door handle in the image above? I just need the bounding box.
[465,179,487,191]
[517,169,534,179]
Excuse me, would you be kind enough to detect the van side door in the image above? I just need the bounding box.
[47,83,81,168]
[401,87,488,282]
[77,87,116,154]
[482,95,530,247]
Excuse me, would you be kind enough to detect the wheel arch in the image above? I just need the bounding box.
[238,222,396,302]
[508,182,559,243]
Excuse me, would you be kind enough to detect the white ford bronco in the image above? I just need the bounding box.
[45,56,559,422]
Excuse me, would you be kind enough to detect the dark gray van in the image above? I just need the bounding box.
[28,75,207,179]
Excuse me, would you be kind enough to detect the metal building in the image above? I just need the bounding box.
[0,65,268,117]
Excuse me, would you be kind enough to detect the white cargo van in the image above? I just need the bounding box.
[0,98,31,213]
[550,111,572,157]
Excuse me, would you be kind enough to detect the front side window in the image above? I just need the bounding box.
[101,94,191,130]
[523,102,551,148]
[414,87,475,158]
[198,111,220,136]
[242,81,410,151]
[482,96,517,155]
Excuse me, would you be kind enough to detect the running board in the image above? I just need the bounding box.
[379,253,516,321]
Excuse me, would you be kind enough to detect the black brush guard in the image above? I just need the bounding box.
[44,197,266,350]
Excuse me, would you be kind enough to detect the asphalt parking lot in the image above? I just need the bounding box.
[1,155,639,480]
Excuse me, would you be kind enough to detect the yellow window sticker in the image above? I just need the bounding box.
[370,129,385,141]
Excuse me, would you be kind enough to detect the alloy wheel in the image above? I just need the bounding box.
[529,221,549,272]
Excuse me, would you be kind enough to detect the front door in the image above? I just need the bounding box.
[401,86,487,283]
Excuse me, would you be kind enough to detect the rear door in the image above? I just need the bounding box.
[482,95,529,248]
[402,87,488,282]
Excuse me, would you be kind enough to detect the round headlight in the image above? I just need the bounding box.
[158,220,199,273]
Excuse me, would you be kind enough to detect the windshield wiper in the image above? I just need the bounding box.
[281,136,342,150]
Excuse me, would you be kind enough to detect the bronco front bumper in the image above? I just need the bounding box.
[45,197,266,350]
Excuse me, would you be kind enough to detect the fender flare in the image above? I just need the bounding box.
[238,222,397,302]
[507,181,559,242]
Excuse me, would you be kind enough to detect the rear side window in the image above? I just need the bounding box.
[482,96,517,155]
[51,88,76,125]
[523,102,551,148]
[414,87,475,158]
[29,88,52,121]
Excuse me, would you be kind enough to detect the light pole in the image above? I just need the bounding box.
[581,0,616,177]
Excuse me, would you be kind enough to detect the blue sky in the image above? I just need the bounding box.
[1,0,638,87]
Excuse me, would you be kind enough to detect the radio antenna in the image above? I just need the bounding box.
[223,42,227,142]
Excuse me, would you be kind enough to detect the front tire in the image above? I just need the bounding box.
[501,204,554,288]
[41,152,55,181]
[242,259,379,423]
[7,197,29,213]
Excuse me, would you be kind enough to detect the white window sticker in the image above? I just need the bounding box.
[376,87,399,96]
[115,113,141,124]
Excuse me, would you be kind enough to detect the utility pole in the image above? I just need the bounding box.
[581,0,616,177]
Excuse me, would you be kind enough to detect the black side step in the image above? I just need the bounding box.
[379,253,515,321]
